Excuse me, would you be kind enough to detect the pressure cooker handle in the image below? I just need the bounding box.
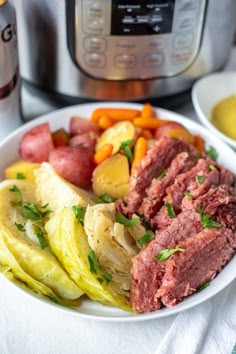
[65,0,76,66]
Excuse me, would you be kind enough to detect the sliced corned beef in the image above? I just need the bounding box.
[116,137,192,216]
[157,227,236,307]
[139,152,197,221]
[130,210,202,312]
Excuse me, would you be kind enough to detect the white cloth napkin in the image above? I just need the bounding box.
[155,280,236,354]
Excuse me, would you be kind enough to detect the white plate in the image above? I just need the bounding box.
[0,102,236,322]
[192,71,236,149]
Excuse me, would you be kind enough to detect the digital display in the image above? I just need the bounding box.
[111,0,175,35]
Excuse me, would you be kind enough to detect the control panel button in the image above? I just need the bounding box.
[116,40,137,50]
[84,37,106,52]
[87,2,103,18]
[171,49,192,65]
[174,13,196,32]
[87,19,104,32]
[148,38,164,51]
[115,55,136,69]
[178,1,197,11]
[143,53,164,68]
[174,33,193,49]
[84,53,106,68]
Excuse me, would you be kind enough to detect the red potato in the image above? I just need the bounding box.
[154,121,194,144]
[52,128,70,147]
[19,123,54,162]
[49,146,95,188]
[68,131,98,152]
[70,116,101,136]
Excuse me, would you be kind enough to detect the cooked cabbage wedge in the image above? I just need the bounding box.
[84,203,145,297]
[0,179,83,302]
[45,206,132,312]
[34,162,94,212]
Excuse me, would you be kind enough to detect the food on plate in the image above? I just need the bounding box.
[92,153,129,199]
[211,95,236,140]
[0,103,235,314]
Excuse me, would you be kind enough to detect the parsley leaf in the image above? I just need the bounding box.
[165,202,176,218]
[156,170,166,180]
[184,191,192,200]
[16,172,26,180]
[207,146,218,161]
[115,213,139,227]
[22,203,52,221]
[197,175,205,184]
[72,205,86,225]
[154,248,186,261]
[88,249,112,284]
[197,282,210,292]
[9,185,23,206]
[119,140,135,161]
[198,202,221,229]
[15,222,26,232]
[137,230,155,247]
[91,193,115,204]
[33,224,48,249]
[209,164,217,171]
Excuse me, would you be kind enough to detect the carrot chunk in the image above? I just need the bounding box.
[94,143,113,164]
[131,137,147,174]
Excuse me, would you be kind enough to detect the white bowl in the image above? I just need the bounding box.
[0,102,236,322]
[192,71,236,149]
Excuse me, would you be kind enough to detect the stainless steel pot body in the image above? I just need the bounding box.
[15,0,236,101]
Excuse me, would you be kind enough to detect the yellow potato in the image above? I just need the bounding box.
[96,121,136,154]
[92,153,130,199]
[5,160,40,182]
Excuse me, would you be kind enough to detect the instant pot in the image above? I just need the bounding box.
[15,0,236,104]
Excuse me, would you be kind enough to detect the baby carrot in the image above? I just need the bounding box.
[193,135,205,153]
[140,129,153,139]
[131,137,147,174]
[98,116,115,129]
[94,143,113,164]
[91,108,140,122]
[141,103,154,119]
[133,117,169,130]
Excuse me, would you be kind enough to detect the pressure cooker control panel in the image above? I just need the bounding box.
[74,0,207,80]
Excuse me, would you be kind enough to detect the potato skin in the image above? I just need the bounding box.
[69,116,101,136]
[49,146,95,188]
[69,131,98,151]
[92,153,129,199]
[19,123,54,162]
[155,121,194,144]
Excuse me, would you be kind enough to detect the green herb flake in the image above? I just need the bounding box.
[165,202,176,218]
[197,175,205,184]
[91,196,103,204]
[115,213,139,227]
[197,282,210,292]
[9,185,23,206]
[49,295,60,304]
[207,146,218,161]
[16,172,26,180]
[88,249,112,284]
[209,164,217,171]
[99,193,114,203]
[21,203,52,221]
[119,140,135,161]
[33,224,48,249]
[137,230,155,247]
[156,170,167,180]
[184,191,193,200]
[198,202,221,229]
[72,205,86,226]
[15,222,26,232]
[154,248,186,262]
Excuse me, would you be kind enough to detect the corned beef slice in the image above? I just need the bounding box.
[157,227,236,307]
[139,152,197,221]
[216,203,236,232]
[116,137,192,216]
[130,210,202,313]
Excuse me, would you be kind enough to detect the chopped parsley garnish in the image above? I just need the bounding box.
[49,295,60,304]
[9,185,23,206]
[137,230,155,247]
[16,172,26,180]
[184,191,192,200]
[33,224,48,249]
[119,139,135,161]
[22,203,52,221]
[88,249,112,284]
[15,222,26,232]
[72,205,86,226]
[197,175,205,184]
[154,248,186,262]
[91,193,115,204]
[198,202,221,229]
[165,202,176,218]
[115,212,139,227]
[207,146,218,161]
[197,282,210,292]
[157,170,167,180]
[209,164,217,171]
